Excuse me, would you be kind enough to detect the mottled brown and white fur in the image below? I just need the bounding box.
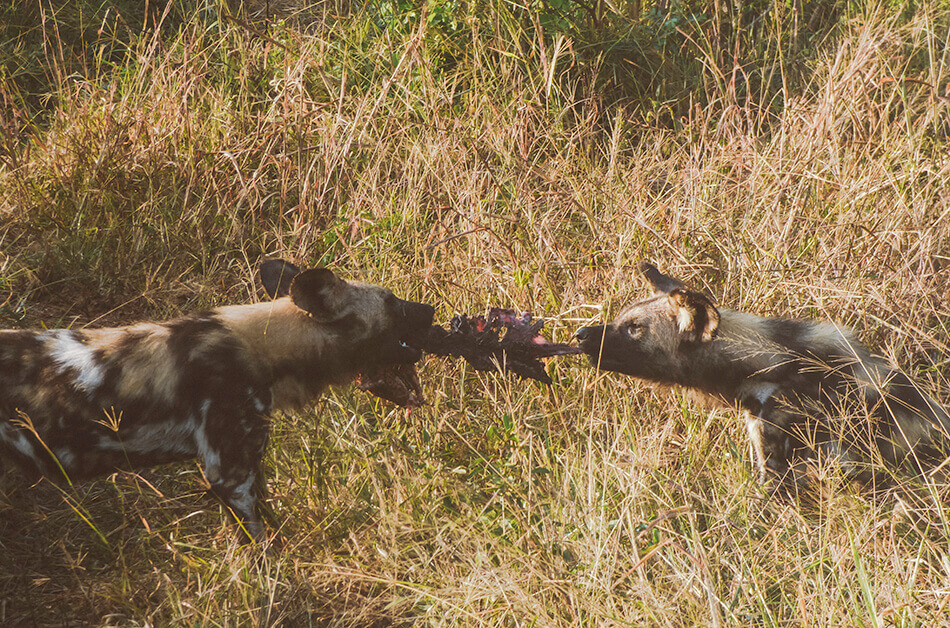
[576,263,950,490]
[0,259,434,540]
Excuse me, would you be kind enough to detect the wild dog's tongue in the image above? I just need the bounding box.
[357,363,425,408]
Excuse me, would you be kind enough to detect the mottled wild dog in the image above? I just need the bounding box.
[576,263,950,490]
[0,259,434,540]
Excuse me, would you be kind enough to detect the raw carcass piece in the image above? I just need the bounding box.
[420,308,583,384]
[357,308,581,406]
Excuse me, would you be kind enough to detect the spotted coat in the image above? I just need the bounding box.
[0,260,434,540]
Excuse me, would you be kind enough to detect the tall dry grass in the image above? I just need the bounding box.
[1,1,950,625]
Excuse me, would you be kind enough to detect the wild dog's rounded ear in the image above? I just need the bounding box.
[641,262,686,294]
[289,268,346,320]
[261,259,302,299]
[669,289,720,342]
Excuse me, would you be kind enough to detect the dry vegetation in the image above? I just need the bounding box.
[2,0,950,625]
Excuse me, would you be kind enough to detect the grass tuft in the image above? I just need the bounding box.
[2,1,950,625]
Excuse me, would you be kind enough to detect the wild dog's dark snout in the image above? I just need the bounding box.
[399,299,435,330]
[390,298,435,363]
[575,325,619,371]
[574,325,605,345]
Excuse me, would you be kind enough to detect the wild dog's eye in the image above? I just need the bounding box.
[625,323,645,339]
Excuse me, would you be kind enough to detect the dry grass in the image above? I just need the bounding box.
[2,1,950,625]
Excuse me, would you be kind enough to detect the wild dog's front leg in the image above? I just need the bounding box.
[744,411,798,480]
[743,410,770,482]
[199,403,271,541]
[739,384,805,490]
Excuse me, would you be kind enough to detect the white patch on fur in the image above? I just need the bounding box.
[753,383,779,405]
[47,332,104,392]
[248,388,266,413]
[740,381,780,406]
[227,472,263,539]
[194,401,222,483]
[738,383,783,481]
[676,308,693,334]
[744,416,766,479]
[95,417,198,457]
[229,474,257,514]
[54,447,76,469]
[0,422,37,459]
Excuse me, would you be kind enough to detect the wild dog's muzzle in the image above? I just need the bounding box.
[575,324,624,371]
[574,325,606,355]
[358,298,435,408]
[392,298,436,363]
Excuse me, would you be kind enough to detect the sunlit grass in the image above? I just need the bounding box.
[1,1,950,625]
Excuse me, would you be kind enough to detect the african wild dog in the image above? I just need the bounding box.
[575,263,950,490]
[0,259,434,540]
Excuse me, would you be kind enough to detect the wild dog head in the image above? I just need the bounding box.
[258,259,435,376]
[574,263,719,382]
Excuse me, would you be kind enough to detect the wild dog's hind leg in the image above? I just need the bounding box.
[198,401,271,541]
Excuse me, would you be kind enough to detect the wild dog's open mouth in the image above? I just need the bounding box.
[393,337,424,363]
[355,299,433,408]
[356,334,428,408]
[356,361,426,408]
